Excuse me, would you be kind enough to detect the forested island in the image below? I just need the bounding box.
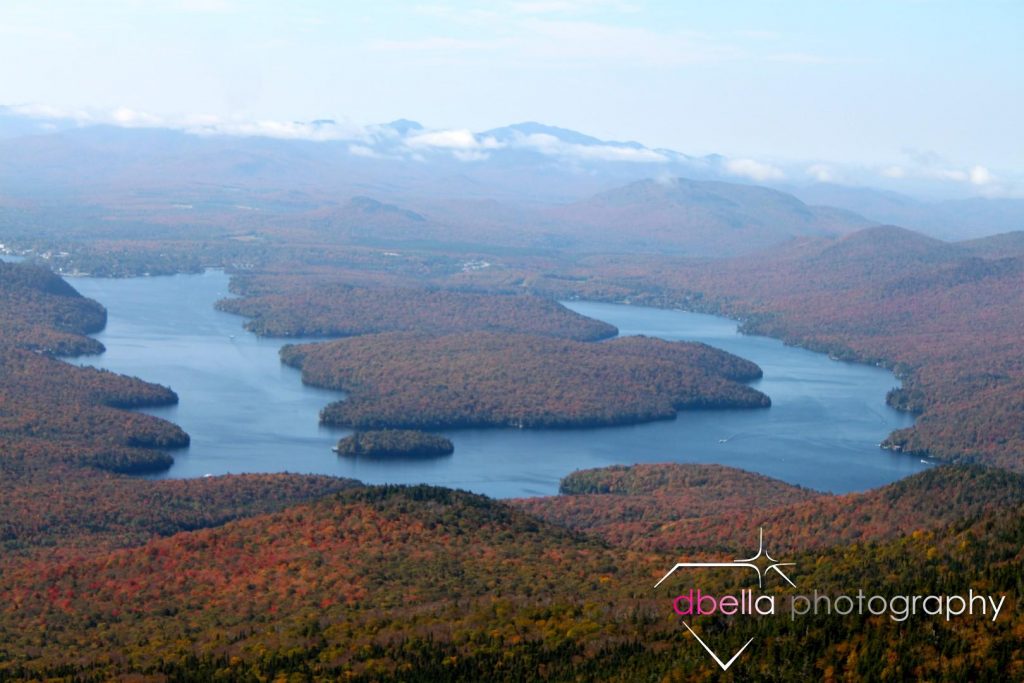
[334,430,455,458]
[281,332,769,430]
[217,281,617,341]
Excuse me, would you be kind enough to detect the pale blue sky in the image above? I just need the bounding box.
[0,0,1020,171]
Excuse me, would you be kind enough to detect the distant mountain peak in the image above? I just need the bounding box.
[816,224,959,264]
[545,176,870,256]
[385,119,424,135]
[597,177,811,210]
[836,224,945,245]
[348,195,425,222]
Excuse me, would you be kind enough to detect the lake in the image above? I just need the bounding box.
[70,270,924,497]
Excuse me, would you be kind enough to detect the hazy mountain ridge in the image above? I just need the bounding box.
[2,106,1017,245]
[791,182,1024,240]
[545,178,873,255]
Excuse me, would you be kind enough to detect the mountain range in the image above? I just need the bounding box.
[0,106,1021,253]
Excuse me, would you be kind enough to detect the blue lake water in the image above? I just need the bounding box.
[70,270,924,497]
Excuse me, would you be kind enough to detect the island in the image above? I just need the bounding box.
[333,430,455,458]
[217,281,617,341]
[282,331,770,430]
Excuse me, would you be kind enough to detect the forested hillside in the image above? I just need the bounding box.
[546,177,871,255]
[0,262,188,472]
[0,260,106,355]
[1,472,1020,681]
[516,463,1024,553]
[497,226,1024,470]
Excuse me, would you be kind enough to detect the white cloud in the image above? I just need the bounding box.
[405,129,503,151]
[562,144,666,162]
[184,117,366,141]
[901,166,976,184]
[7,103,95,123]
[806,163,834,183]
[923,165,996,187]
[725,158,785,182]
[7,103,165,129]
[878,161,1019,196]
[505,132,667,163]
[396,128,667,163]
[7,103,370,144]
[969,165,993,186]
[111,107,163,127]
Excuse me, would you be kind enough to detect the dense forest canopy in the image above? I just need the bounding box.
[1,469,1021,681]
[282,332,769,430]
[335,430,455,458]
[0,262,189,473]
[0,260,106,355]
[515,462,1024,554]
[218,281,618,341]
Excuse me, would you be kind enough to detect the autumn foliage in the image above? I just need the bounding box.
[520,226,1024,470]
[335,430,455,458]
[217,280,618,340]
[0,473,1022,681]
[0,262,189,473]
[3,233,1024,680]
[0,260,106,355]
[282,332,769,429]
[515,462,1024,555]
